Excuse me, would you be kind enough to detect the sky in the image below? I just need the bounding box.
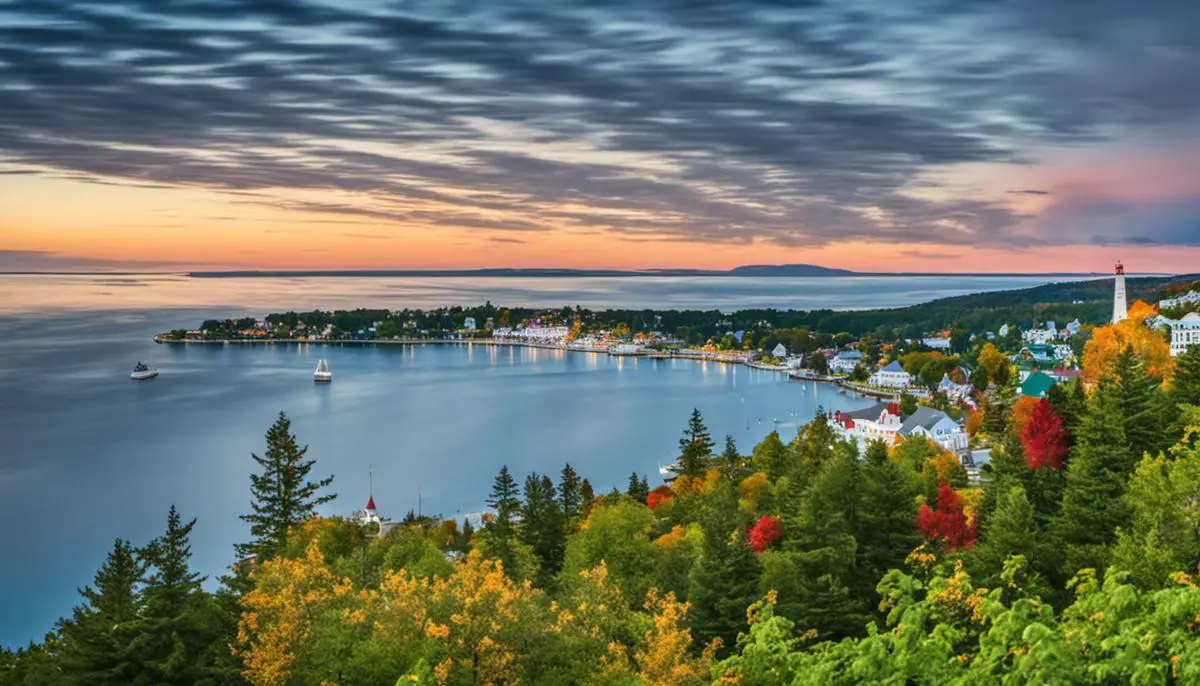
[1,0,1198,273]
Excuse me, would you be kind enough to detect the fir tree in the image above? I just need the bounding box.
[689,485,760,652]
[579,479,595,506]
[236,412,335,562]
[1111,346,1168,460]
[558,463,582,523]
[482,466,524,577]
[140,505,203,618]
[626,472,649,502]
[750,431,788,479]
[719,435,744,480]
[520,474,566,587]
[972,483,1046,593]
[1052,379,1134,579]
[674,408,715,477]
[1169,342,1200,409]
[855,440,920,605]
[57,539,144,683]
[487,465,521,525]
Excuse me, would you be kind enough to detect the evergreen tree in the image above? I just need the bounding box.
[689,485,760,652]
[520,474,566,587]
[674,408,715,477]
[719,435,744,480]
[57,539,144,684]
[790,410,838,487]
[558,463,582,523]
[854,440,920,605]
[579,479,595,506]
[1052,380,1134,579]
[481,466,525,578]
[625,472,649,502]
[899,392,918,416]
[236,412,335,562]
[971,483,1047,594]
[1169,343,1200,409]
[1111,346,1169,460]
[140,506,203,618]
[750,431,788,479]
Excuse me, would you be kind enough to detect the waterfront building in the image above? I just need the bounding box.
[772,343,788,358]
[921,337,951,350]
[834,403,967,455]
[1113,261,1128,324]
[1169,312,1200,357]
[829,351,863,374]
[464,317,477,330]
[869,360,912,388]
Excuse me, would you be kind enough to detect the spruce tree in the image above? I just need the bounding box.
[141,506,203,618]
[579,479,595,505]
[558,463,582,523]
[626,472,649,502]
[674,408,715,477]
[855,440,920,605]
[520,474,565,587]
[58,539,144,683]
[481,465,524,576]
[972,483,1046,592]
[236,412,335,562]
[1052,380,1133,579]
[719,435,744,481]
[1169,343,1200,409]
[689,484,760,652]
[1111,346,1168,461]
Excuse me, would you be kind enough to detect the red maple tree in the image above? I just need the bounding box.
[1021,397,1068,471]
[747,515,782,553]
[916,484,977,550]
[647,485,674,510]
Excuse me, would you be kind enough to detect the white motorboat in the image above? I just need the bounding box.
[130,362,158,380]
[313,358,332,383]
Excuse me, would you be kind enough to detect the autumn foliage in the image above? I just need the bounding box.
[917,484,977,550]
[747,515,782,553]
[1007,395,1039,439]
[1021,398,1069,471]
[647,485,674,510]
[1083,317,1173,382]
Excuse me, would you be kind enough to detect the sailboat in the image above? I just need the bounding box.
[313,358,332,383]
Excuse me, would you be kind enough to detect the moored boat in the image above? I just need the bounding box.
[130,362,158,380]
[314,358,332,383]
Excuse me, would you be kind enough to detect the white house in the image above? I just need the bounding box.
[829,350,863,374]
[1161,290,1200,310]
[463,317,477,330]
[1022,327,1056,345]
[999,324,1011,338]
[772,343,788,358]
[869,360,912,388]
[898,407,969,454]
[937,373,971,400]
[921,337,951,350]
[833,402,903,446]
[1169,312,1200,357]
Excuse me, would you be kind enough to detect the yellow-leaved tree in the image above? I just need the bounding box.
[1082,308,1173,383]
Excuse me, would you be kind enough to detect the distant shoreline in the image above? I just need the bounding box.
[181,270,1120,279]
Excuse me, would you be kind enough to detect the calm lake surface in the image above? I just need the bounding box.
[0,272,1079,645]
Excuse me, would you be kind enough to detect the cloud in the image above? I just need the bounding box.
[1,0,1198,250]
[488,236,527,244]
[0,250,231,271]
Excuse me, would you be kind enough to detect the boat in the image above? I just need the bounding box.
[130,362,158,380]
[313,358,332,383]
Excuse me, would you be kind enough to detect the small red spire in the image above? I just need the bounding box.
[1115,261,1124,275]
[366,496,376,511]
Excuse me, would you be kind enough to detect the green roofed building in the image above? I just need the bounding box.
[1020,370,1056,399]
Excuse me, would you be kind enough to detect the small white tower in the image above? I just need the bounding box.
[1112,261,1128,324]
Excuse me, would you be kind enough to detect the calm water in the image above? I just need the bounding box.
[0,272,1077,646]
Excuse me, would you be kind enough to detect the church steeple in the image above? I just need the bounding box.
[1112,261,1128,324]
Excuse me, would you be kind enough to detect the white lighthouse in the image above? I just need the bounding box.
[1112,261,1127,324]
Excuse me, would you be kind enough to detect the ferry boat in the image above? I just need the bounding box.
[313,359,332,383]
[130,362,158,380]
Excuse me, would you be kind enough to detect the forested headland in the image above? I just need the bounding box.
[5,321,1200,684]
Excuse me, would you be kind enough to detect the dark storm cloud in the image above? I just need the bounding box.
[1,0,1198,247]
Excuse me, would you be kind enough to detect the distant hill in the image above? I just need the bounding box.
[726,263,856,276]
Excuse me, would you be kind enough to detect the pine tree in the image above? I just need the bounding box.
[487,465,521,525]
[58,539,144,683]
[520,474,565,587]
[236,412,335,562]
[1111,346,1168,461]
[626,472,649,502]
[855,440,920,605]
[1169,342,1200,409]
[719,435,744,480]
[558,463,582,522]
[689,485,760,652]
[771,451,868,639]
[751,431,788,479]
[141,506,203,618]
[579,479,595,506]
[972,483,1045,591]
[1052,379,1134,579]
[674,408,715,477]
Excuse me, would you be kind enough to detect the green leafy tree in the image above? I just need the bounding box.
[674,408,715,477]
[560,500,658,605]
[235,412,335,562]
[750,431,788,480]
